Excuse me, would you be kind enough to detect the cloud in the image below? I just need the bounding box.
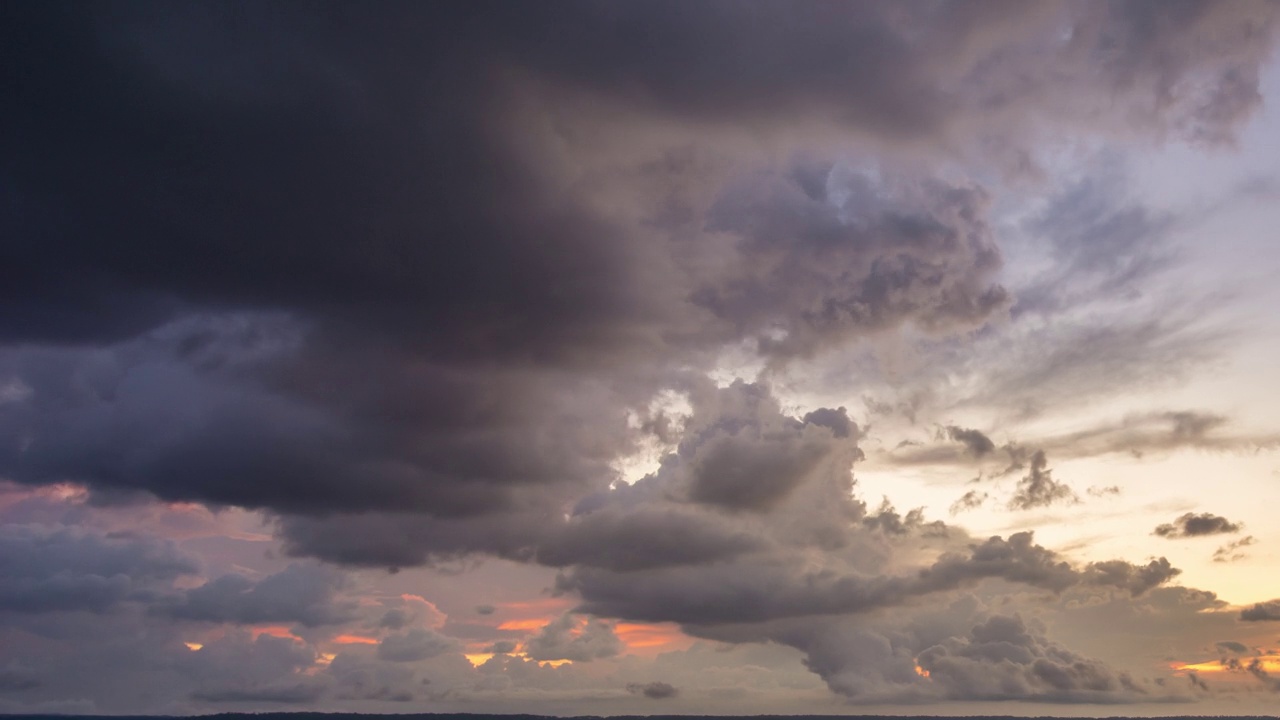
[0,526,196,613]
[1240,600,1280,622]
[159,564,355,627]
[945,426,996,457]
[917,614,1145,702]
[626,681,679,699]
[1153,512,1243,538]
[523,614,622,663]
[949,490,988,515]
[1008,451,1078,510]
[1081,558,1181,597]
[377,629,458,663]
[2,2,1279,711]
[1212,536,1256,563]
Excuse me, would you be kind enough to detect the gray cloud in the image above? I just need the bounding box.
[377,629,457,663]
[1081,558,1181,597]
[1212,536,1256,563]
[523,614,621,663]
[949,490,989,516]
[0,526,196,614]
[1240,600,1280,622]
[160,564,355,627]
[1153,512,1243,538]
[626,681,679,699]
[2,2,1277,711]
[945,426,996,457]
[1008,451,1078,510]
[917,614,1144,702]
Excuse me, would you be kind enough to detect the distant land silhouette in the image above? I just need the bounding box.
[6,715,1280,720]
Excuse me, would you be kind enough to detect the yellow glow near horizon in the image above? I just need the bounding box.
[1172,654,1280,674]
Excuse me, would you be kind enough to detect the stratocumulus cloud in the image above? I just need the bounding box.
[2,1,1280,715]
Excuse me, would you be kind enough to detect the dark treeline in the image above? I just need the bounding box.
[5,714,1279,720]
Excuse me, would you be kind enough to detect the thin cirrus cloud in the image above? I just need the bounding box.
[1,0,1280,714]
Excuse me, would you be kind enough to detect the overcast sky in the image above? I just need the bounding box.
[3,1,1280,715]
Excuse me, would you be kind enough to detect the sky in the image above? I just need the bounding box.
[3,1,1280,715]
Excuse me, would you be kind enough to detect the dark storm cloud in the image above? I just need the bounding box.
[536,506,767,571]
[159,563,355,627]
[2,2,1278,708]
[1240,600,1280,622]
[0,0,1273,572]
[0,526,196,613]
[1153,512,1243,538]
[1008,451,1078,510]
[626,681,679,699]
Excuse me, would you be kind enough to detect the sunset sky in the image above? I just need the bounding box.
[4,1,1280,715]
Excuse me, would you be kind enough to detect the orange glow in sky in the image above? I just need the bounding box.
[497,618,550,631]
[250,625,303,642]
[615,622,695,653]
[1172,655,1280,674]
[332,634,379,645]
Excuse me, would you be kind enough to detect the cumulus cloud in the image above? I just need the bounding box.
[377,629,458,663]
[1240,600,1280,622]
[0,526,196,613]
[2,1,1278,712]
[523,614,621,663]
[160,564,355,627]
[1153,512,1243,538]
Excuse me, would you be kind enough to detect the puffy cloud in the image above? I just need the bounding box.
[945,426,996,457]
[1240,600,1280,622]
[0,526,196,613]
[1154,512,1243,538]
[377,629,457,663]
[1081,558,1181,597]
[523,614,621,663]
[160,564,355,627]
[917,614,1144,702]
[2,1,1278,712]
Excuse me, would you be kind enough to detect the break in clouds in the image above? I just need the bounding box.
[3,1,1280,714]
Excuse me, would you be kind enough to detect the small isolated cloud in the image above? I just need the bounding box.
[1212,536,1256,563]
[1087,485,1121,498]
[475,604,496,615]
[1007,451,1078,510]
[945,426,996,457]
[1240,600,1280,622]
[1216,641,1249,655]
[949,490,989,516]
[627,681,679,699]
[1153,512,1242,538]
